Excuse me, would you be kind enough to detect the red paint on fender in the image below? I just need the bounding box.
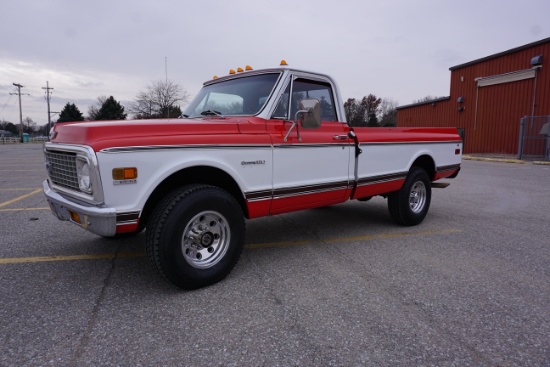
[52,118,270,152]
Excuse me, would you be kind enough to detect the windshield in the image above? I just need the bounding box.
[183,73,281,118]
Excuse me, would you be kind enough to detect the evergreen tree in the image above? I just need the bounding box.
[57,103,84,122]
[364,94,382,127]
[3,122,19,135]
[367,113,379,127]
[157,105,181,119]
[94,96,127,120]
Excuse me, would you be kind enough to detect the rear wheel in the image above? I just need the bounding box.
[388,167,431,226]
[145,185,245,289]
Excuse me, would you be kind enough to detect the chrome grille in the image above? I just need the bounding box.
[45,150,80,191]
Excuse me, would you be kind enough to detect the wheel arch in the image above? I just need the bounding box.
[410,154,436,181]
[140,166,248,228]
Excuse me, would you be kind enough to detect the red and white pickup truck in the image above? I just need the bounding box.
[43,65,462,289]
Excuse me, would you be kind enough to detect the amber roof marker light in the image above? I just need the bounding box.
[213,62,282,79]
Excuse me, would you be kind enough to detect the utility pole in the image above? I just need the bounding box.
[10,83,28,142]
[43,81,54,139]
[165,57,168,118]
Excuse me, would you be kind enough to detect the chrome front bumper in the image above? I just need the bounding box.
[43,180,117,237]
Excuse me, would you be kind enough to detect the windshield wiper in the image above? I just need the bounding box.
[200,110,225,118]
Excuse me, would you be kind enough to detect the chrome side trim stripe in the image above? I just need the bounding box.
[274,143,350,149]
[102,140,460,153]
[360,140,462,146]
[244,189,273,202]
[101,145,273,153]
[356,172,408,186]
[273,180,350,199]
[102,142,354,153]
[245,180,350,202]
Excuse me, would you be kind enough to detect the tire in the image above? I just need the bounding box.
[388,167,431,226]
[145,185,245,289]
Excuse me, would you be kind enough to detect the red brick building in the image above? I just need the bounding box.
[397,37,550,154]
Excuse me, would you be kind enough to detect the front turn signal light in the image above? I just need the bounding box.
[112,167,138,180]
[69,210,81,224]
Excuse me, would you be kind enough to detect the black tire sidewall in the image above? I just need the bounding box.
[155,186,244,289]
[398,167,431,226]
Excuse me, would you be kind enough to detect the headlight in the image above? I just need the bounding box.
[76,157,92,194]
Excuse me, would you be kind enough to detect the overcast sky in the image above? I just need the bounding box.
[1,0,548,126]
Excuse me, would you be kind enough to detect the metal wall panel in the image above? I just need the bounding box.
[397,39,550,154]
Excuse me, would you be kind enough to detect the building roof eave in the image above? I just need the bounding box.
[396,96,450,110]
[449,37,550,71]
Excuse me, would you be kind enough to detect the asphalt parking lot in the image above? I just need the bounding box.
[1,143,549,367]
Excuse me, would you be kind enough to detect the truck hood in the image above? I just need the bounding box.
[51,117,266,151]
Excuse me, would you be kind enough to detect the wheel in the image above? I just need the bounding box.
[145,185,245,289]
[388,167,431,226]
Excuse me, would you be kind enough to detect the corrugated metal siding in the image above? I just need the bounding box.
[398,39,550,154]
[474,79,534,153]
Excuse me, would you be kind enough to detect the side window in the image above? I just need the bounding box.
[272,78,338,122]
[273,83,290,119]
[291,79,337,122]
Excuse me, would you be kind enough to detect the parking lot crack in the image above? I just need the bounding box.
[70,244,122,367]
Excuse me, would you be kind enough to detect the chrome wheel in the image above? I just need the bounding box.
[181,211,230,269]
[409,181,427,213]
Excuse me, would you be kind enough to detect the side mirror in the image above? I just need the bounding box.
[284,98,322,142]
[297,98,321,129]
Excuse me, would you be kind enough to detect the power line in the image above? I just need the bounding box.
[0,94,15,115]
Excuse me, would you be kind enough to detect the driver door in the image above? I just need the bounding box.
[266,76,352,214]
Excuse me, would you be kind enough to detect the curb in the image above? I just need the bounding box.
[462,155,550,165]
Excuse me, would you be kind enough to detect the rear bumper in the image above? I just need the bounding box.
[43,180,117,237]
[447,167,460,179]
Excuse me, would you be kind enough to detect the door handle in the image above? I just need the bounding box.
[333,135,348,140]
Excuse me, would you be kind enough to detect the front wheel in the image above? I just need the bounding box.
[388,167,431,226]
[146,185,245,289]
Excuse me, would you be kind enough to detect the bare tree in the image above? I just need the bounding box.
[23,117,38,134]
[379,98,398,127]
[131,80,190,119]
[412,95,443,104]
